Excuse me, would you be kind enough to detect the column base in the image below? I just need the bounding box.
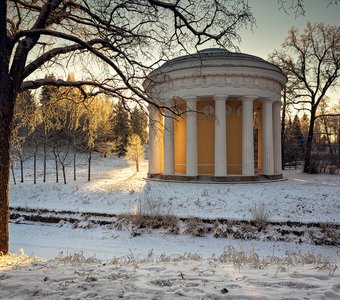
[147,172,161,178]
[261,173,283,180]
[148,173,198,181]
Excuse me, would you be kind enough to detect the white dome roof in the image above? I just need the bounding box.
[164,48,266,66]
[143,48,287,101]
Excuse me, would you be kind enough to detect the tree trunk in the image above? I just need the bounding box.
[338,116,340,165]
[0,122,11,254]
[62,164,67,184]
[53,147,59,183]
[20,158,24,183]
[1,0,28,254]
[43,142,47,182]
[88,150,91,181]
[0,80,15,254]
[136,156,139,172]
[303,108,317,173]
[33,145,37,184]
[11,163,16,185]
[73,152,76,181]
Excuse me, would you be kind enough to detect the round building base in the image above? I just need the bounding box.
[147,173,283,183]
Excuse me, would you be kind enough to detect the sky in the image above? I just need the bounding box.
[239,0,340,59]
[28,1,340,104]
[236,0,340,103]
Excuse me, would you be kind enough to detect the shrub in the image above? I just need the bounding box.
[250,202,273,228]
[183,217,208,237]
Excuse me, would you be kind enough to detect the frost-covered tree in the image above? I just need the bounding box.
[0,0,255,254]
[271,22,340,173]
[130,106,148,145]
[126,134,144,172]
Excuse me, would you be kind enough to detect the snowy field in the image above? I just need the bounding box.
[9,153,340,223]
[2,153,340,299]
[1,249,339,300]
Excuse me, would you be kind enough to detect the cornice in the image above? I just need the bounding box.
[149,74,282,94]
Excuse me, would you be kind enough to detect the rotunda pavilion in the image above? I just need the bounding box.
[143,48,287,182]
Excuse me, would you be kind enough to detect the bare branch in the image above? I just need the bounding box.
[315,113,340,119]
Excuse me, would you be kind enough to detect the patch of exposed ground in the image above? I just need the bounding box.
[10,206,340,246]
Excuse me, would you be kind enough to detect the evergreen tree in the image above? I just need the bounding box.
[12,90,36,137]
[300,113,309,146]
[40,74,59,105]
[130,106,148,145]
[111,101,131,157]
[284,115,305,165]
[38,73,63,144]
[291,115,305,160]
[283,117,295,164]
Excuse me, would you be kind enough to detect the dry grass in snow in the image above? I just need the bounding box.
[1,248,339,299]
[0,249,40,272]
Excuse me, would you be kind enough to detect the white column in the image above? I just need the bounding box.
[273,101,282,174]
[242,96,255,176]
[186,97,198,177]
[163,108,175,175]
[148,105,162,174]
[214,96,227,176]
[148,105,157,174]
[262,101,274,175]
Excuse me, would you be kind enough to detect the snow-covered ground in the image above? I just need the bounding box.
[10,153,340,223]
[1,249,339,300]
[2,153,340,299]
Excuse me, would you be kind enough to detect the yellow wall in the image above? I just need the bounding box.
[174,102,186,174]
[197,101,215,174]
[172,99,259,176]
[227,101,242,174]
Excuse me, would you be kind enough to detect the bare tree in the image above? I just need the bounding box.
[0,0,254,253]
[126,134,144,172]
[277,0,339,17]
[53,139,70,184]
[315,100,340,167]
[10,91,37,183]
[270,22,340,173]
[10,161,16,185]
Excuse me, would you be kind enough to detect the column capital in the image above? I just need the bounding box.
[185,96,198,102]
[213,95,229,101]
[258,97,272,103]
[241,95,256,102]
[163,98,177,107]
[273,101,281,107]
